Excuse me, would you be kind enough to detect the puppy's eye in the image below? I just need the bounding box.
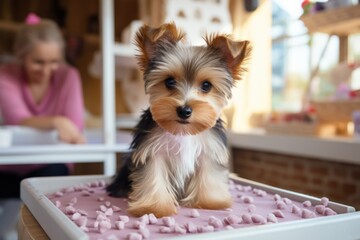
[165,77,176,89]
[200,81,212,93]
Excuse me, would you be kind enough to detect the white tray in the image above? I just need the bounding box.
[21,175,360,240]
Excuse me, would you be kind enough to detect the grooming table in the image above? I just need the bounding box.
[20,175,360,240]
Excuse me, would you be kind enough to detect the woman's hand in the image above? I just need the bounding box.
[53,116,86,144]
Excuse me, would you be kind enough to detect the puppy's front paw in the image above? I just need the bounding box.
[128,201,177,218]
[193,196,232,210]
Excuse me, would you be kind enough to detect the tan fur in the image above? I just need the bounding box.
[125,23,251,217]
[128,153,178,217]
[135,23,185,71]
[205,35,252,80]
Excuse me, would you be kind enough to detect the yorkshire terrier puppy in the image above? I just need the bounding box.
[107,23,251,217]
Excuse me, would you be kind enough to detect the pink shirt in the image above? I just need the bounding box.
[0,63,84,176]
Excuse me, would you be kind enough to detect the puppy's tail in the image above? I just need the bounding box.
[106,153,132,197]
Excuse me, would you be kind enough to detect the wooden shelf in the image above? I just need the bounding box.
[300,5,360,36]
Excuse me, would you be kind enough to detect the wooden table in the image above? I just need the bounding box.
[18,205,49,240]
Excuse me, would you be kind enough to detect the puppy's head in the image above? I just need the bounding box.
[135,23,251,135]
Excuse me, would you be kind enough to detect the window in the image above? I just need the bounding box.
[272,0,359,113]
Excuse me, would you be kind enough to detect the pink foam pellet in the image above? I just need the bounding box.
[97,197,105,202]
[158,226,173,233]
[77,209,88,216]
[64,187,75,193]
[94,221,99,228]
[321,197,329,207]
[89,181,97,188]
[267,213,278,223]
[251,214,267,224]
[236,193,243,198]
[105,208,113,216]
[302,200,312,207]
[105,201,111,207]
[79,226,89,232]
[55,201,61,208]
[75,216,88,227]
[257,190,267,197]
[100,205,107,212]
[190,209,200,218]
[71,212,81,220]
[81,190,90,196]
[65,206,76,214]
[119,215,130,223]
[148,213,158,224]
[96,210,106,217]
[283,198,292,205]
[133,221,146,229]
[162,217,175,227]
[235,185,243,191]
[276,200,286,209]
[112,205,121,212]
[139,214,150,224]
[302,209,316,219]
[139,227,151,238]
[184,222,197,233]
[174,225,186,234]
[208,216,223,228]
[273,210,285,218]
[99,220,112,233]
[292,205,301,215]
[248,204,256,213]
[226,225,234,230]
[315,205,326,215]
[96,214,109,222]
[197,225,214,233]
[244,185,253,191]
[274,194,281,201]
[224,214,242,225]
[127,232,143,240]
[241,196,254,204]
[242,213,252,224]
[99,180,106,187]
[225,208,233,212]
[115,221,125,230]
[324,208,337,216]
[55,191,63,197]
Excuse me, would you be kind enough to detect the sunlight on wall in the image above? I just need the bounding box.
[229,0,272,131]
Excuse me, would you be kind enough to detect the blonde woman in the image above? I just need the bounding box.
[0,13,85,198]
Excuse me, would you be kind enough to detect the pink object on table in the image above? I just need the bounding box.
[273,210,285,218]
[138,227,150,238]
[242,213,252,224]
[128,232,143,240]
[315,205,326,215]
[148,213,158,224]
[321,197,329,206]
[267,213,278,223]
[302,200,312,207]
[184,222,197,233]
[162,217,175,227]
[115,221,125,230]
[0,64,84,176]
[251,214,267,224]
[25,13,41,25]
[302,209,316,219]
[208,216,223,228]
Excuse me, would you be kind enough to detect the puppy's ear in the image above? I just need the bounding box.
[135,23,185,71]
[206,35,251,81]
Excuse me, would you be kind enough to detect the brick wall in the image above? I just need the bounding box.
[231,148,360,210]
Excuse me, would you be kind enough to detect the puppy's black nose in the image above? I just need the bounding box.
[177,106,192,119]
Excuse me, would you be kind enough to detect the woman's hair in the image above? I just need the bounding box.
[14,19,65,60]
